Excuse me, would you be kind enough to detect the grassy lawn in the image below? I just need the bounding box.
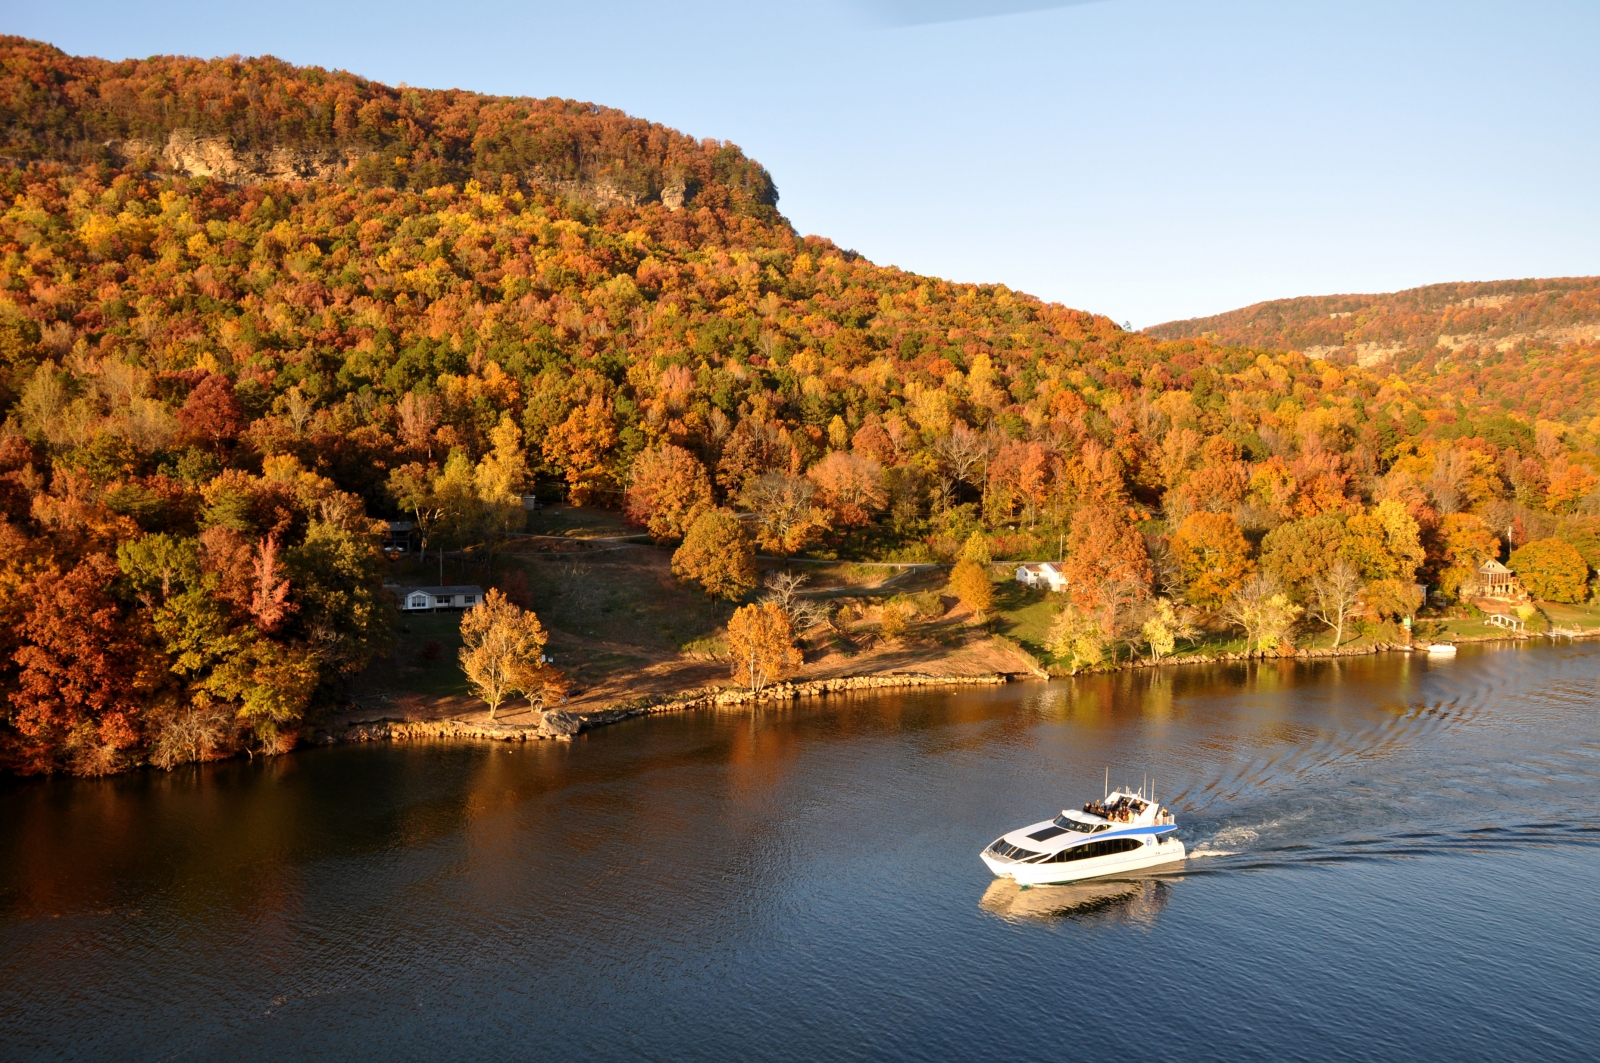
[989,578,1057,657]
[1539,600,1600,629]
[365,609,471,697]
[525,504,643,539]
[510,542,722,655]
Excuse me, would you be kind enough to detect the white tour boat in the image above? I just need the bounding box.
[981,783,1185,887]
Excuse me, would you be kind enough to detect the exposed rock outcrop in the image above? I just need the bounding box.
[108,131,357,185]
[104,129,684,211]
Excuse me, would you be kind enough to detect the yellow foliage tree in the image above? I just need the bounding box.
[458,589,556,719]
[948,558,994,620]
[726,601,801,693]
[1341,499,1424,583]
[1047,603,1106,674]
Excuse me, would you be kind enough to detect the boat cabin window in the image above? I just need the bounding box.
[1044,837,1145,863]
[987,839,1044,862]
[1050,814,1098,833]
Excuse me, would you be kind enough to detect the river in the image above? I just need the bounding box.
[3,642,1598,1062]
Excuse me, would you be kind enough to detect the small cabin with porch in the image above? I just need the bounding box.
[1014,562,1069,593]
[382,521,421,557]
[393,585,485,612]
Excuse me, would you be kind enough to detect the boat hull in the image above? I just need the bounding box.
[983,836,1187,886]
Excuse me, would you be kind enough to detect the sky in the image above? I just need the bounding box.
[7,0,1599,326]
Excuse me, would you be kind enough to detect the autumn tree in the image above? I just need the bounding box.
[458,589,556,719]
[1435,512,1499,600]
[396,390,441,458]
[878,601,908,641]
[807,450,887,527]
[430,449,485,581]
[1260,514,1347,597]
[250,534,293,633]
[626,443,713,541]
[387,461,446,578]
[741,472,830,557]
[1047,603,1106,674]
[474,414,530,545]
[9,555,158,774]
[948,558,994,620]
[725,601,802,693]
[543,394,618,505]
[1307,559,1363,647]
[1062,505,1153,651]
[1170,511,1254,609]
[958,530,992,565]
[1222,573,1302,655]
[672,508,757,603]
[1510,538,1589,603]
[1140,598,1198,662]
[175,373,244,455]
[1341,499,1424,583]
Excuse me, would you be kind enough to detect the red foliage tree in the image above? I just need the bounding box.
[8,554,157,774]
[176,373,245,453]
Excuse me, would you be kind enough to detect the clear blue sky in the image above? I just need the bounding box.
[8,0,1598,326]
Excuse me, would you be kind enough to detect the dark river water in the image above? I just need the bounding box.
[4,642,1599,1062]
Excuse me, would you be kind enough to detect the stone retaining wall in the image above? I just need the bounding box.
[320,674,1016,747]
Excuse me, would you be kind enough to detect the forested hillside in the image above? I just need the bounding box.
[0,37,778,215]
[1148,278,1600,423]
[3,37,1599,776]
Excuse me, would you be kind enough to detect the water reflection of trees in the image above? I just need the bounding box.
[979,875,1175,927]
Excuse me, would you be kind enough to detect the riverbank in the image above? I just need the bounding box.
[317,626,1599,749]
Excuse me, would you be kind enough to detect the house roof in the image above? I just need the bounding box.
[393,585,485,597]
[386,521,416,532]
[1478,559,1512,575]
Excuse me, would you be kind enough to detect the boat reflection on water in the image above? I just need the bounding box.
[979,873,1177,926]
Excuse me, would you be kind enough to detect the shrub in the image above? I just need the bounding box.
[879,602,908,640]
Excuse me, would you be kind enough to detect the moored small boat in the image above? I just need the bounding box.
[981,784,1185,887]
[1426,643,1458,656]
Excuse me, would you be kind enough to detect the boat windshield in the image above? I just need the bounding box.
[1051,814,1098,833]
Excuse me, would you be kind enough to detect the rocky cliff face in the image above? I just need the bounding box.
[108,130,355,185]
[105,129,689,211]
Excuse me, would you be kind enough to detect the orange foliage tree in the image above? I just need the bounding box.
[1170,512,1254,609]
[625,444,712,541]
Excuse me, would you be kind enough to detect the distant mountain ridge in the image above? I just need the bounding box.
[0,36,779,217]
[1147,277,1600,369]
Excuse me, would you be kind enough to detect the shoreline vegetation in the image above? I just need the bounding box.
[5,38,1600,778]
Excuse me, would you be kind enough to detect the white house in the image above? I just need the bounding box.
[1014,563,1068,593]
[393,585,486,612]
